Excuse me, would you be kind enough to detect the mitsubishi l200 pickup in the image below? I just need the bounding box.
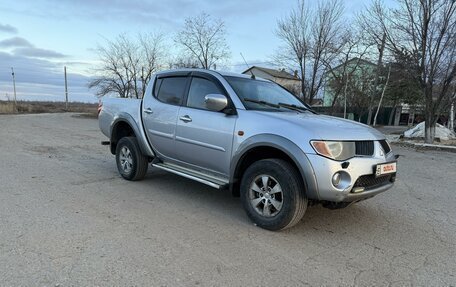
[98,69,397,230]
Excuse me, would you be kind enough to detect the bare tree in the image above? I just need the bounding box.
[323,31,371,114]
[358,4,390,125]
[346,69,376,122]
[365,0,456,143]
[89,32,167,99]
[327,61,376,119]
[175,12,230,69]
[168,55,200,69]
[275,0,345,104]
[138,33,168,97]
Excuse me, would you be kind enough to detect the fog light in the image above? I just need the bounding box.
[352,187,365,193]
[332,172,341,187]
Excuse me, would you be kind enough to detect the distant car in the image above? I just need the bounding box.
[99,69,397,230]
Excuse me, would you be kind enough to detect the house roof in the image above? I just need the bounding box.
[328,57,376,73]
[242,66,299,81]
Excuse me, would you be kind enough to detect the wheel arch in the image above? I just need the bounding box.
[230,134,319,200]
[110,120,135,154]
[110,114,153,157]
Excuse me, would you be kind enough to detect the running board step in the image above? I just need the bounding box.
[152,162,229,190]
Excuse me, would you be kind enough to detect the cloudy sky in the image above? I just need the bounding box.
[0,0,372,103]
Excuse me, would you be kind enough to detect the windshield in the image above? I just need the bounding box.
[224,76,309,111]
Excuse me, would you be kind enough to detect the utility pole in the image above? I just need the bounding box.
[373,65,391,127]
[450,102,454,131]
[367,33,386,125]
[11,67,17,112]
[64,66,68,111]
[343,74,349,119]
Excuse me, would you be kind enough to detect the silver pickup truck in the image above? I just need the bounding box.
[99,69,397,230]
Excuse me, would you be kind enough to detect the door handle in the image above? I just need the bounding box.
[144,108,153,114]
[179,115,192,123]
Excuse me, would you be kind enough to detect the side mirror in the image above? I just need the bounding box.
[204,94,228,112]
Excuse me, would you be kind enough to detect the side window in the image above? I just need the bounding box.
[156,77,187,105]
[153,78,162,97]
[187,77,224,110]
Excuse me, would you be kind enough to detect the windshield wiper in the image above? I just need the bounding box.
[244,98,316,113]
[277,102,307,112]
[244,98,280,109]
[278,102,317,114]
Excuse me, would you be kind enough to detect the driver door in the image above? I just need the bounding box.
[175,76,237,176]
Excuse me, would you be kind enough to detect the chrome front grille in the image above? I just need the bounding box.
[355,141,374,156]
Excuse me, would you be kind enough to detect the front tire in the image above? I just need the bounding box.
[240,159,307,231]
[115,137,148,181]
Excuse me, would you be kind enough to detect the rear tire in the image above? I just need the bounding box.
[240,159,307,231]
[115,137,148,181]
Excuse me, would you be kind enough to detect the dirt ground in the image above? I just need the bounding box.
[0,100,97,116]
[0,113,455,286]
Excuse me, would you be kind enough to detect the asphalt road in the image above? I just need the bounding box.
[0,113,455,286]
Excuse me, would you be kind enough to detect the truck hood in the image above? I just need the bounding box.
[255,111,386,141]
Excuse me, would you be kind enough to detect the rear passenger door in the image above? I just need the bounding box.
[175,74,237,176]
[142,75,189,160]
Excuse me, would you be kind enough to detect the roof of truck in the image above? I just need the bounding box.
[155,68,268,81]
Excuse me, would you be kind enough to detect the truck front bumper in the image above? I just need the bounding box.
[306,142,397,203]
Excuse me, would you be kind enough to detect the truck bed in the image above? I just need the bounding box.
[99,97,142,139]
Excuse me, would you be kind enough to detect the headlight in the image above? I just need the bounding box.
[310,141,355,161]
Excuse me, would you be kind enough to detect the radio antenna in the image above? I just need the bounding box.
[240,53,255,79]
[240,53,249,69]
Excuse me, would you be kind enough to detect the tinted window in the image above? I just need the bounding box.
[187,77,224,110]
[153,78,162,97]
[225,76,307,111]
[156,77,187,105]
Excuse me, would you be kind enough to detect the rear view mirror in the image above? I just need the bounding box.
[204,94,228,112]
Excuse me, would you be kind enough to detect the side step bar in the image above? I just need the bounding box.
[152,162,229,190]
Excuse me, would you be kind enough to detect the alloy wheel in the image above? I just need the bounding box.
[249,174,284,217]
